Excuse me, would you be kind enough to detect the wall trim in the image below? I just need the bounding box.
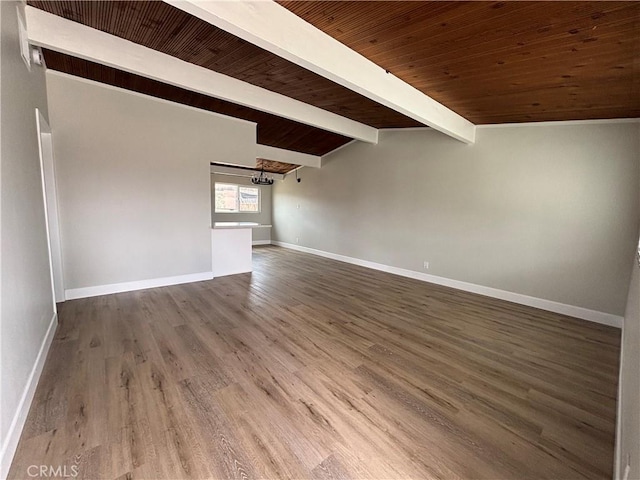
[252,240,271,246]
[65,271,214,300]
[477,118,640,129]
[1,312,58,479]
[615,320,626,479]
[272,241,623,328]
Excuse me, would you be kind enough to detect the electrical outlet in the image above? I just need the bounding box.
[423,261,429,270]
[296,203,300,209]
[296,237,299,244]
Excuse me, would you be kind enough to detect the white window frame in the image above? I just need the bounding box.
[214,182,261,214]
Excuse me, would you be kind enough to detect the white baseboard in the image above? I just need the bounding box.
[1,311,58,479]
[252,240,271,246]
[272,241,623,328]
[65,271,214,300]
[615,322,626,479]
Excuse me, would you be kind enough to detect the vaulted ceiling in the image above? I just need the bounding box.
[280,1,640,124]
[30,0,640,164]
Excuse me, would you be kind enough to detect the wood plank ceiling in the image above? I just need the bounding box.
[280,1,640,123]
[211,159,299,175]
[28,0,422,130]
[31,1,640,157]
[256,159,299,175]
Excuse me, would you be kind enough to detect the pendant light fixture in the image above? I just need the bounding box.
[251,164,274,185]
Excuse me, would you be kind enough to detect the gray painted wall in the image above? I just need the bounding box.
[273,124,640,316]
[211,173,272,242]
[46,72,257,290]
[0,2,54,475]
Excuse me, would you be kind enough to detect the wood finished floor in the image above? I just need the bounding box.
[9,246,621,480]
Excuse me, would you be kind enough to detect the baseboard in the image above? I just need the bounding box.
[65,271,214,300]
[1,311,58,479]
[272,241,623,328]
[615,322,626,479]
[252,240,271,246]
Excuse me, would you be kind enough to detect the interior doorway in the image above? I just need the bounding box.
[36,108,64,304]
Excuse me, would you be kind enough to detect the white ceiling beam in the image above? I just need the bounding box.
[256,145,321,168]
[210,163,285,180]
[25,6,378,144]
[165,0,476,144]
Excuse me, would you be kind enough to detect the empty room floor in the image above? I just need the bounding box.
[9,246,620,479]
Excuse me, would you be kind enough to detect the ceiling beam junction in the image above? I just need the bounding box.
[25,6,379,144]
[166,0,476,144]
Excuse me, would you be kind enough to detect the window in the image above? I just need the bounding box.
[215,183,260,213]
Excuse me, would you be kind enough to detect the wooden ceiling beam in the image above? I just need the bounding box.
[165,0,476,144]
[25,6,379,144]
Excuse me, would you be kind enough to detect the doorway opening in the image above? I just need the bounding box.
[36,109,64,304]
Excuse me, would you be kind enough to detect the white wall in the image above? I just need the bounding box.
[46,72,258,294]
[617,250,640,480]
[0,2,55,476]
[273,123,640,318]
[211,173,272,242]
[616,117,640,478]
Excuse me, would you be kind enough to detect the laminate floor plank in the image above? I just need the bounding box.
[8,246,620,479]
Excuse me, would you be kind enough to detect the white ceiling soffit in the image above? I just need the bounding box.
[256,145,321,168]
[25,6,378,144]
[165,0,477,144]
[211,164,285,180]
